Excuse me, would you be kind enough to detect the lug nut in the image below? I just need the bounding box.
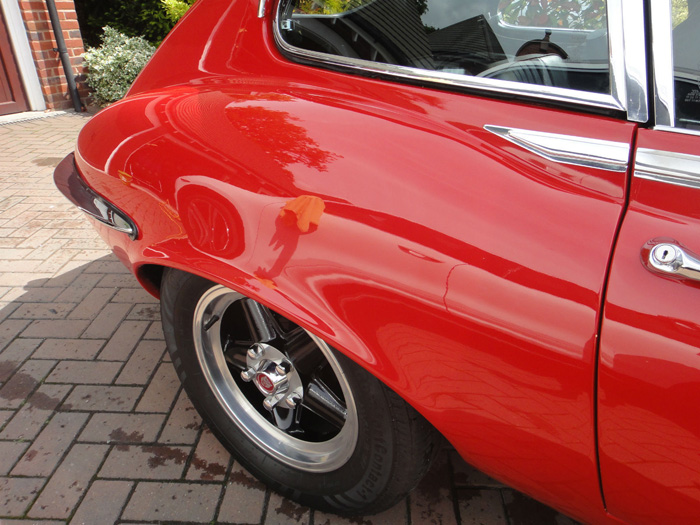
[275,360,292,375]
[285,394,301,408]
[263,396,277,411]
[240,368,255,382]
[247,344,264,360]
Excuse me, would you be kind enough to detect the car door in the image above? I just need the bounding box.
[598,1,700,523]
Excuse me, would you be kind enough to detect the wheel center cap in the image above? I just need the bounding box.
[255,373,275,394]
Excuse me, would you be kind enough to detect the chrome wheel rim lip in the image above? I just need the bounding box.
[192,285,359,472]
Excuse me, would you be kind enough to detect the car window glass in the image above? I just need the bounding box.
[277,0,611,95]
[672,0,700,130]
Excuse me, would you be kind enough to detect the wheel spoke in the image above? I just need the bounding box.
[221,333,251,371]
[224,347,247,371]
[240,298,279,343]
[273,406,295,430]
[301,377,347,430]
[284,327,324,374]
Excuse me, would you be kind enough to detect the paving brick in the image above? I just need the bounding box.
[79,413,166,444]
[98,320,148,361]
[122,481,221,523]
[0,259,41,272]
[97,273,140,288]
[33,338,104,360]
[0,409,11,428]
[80,303,131,339]
[68,287,116,320]
[4,286,63,303]
[62,385,141,412]
[126,303,161,321]
[35,249,81,275]
[136,362,180,413]
[143,320,164,340]
[9,302,75,320]
[11,411,89,477]
[0,476,45,517]
[46,360,122,384]
[0,441,29,475]
[0,384,72,440]
[186,426,231,481]
[0,248,32,259]
[70,480,133,525]
[0,337,41,362]
[0,302,19,323]
[112,287,158,304]
[100,444,191,480]
[24,238,70,260]
[53,273,101,303]
[0,358,20,383]
[0,319,31,351]
[115,340,164,385]
[158,389,201,444]
[69,249,113,261]
[22,319,90,339]
[456,489,508,524]
[217,464,266,525]
[265,491,312,525]
[42,263,83,288]
[28,443,108,519]
[0,359,56,409]
[83,259,129,274]
[17,229,62,249]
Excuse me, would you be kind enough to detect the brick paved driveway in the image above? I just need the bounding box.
[0,112,578,524]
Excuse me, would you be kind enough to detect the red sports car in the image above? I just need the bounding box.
[55,0,700,522]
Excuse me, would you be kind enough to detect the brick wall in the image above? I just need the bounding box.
[19,0,87,110]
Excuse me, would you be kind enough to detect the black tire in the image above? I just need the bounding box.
[160,268,439,515]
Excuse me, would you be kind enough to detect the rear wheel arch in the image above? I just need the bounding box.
[158,267,441,514]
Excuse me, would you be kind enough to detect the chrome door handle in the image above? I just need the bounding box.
[647,242,700,281]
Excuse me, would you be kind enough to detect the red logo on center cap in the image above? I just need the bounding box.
[256,374,275,393]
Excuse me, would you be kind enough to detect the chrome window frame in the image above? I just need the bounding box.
[651,0,700,137]
[272,0,648,122]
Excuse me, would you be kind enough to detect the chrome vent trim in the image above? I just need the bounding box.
[485,125,630,172]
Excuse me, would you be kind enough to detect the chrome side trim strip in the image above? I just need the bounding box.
[635,148,700,189]
[258,0,266,18]
[485,125,630,172]
[649,1,675,127]
[272,8,626,114]
[654,125,700,138]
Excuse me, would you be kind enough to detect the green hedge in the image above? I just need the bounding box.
[74,0,182,46]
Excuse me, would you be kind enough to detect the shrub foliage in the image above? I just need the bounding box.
[75,0,174,46]
[162,0,193,22]
[83,26,156,104]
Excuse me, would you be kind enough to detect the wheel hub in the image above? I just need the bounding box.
[241,343,304,411]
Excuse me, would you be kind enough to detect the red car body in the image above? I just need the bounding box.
[57,0,700,522]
